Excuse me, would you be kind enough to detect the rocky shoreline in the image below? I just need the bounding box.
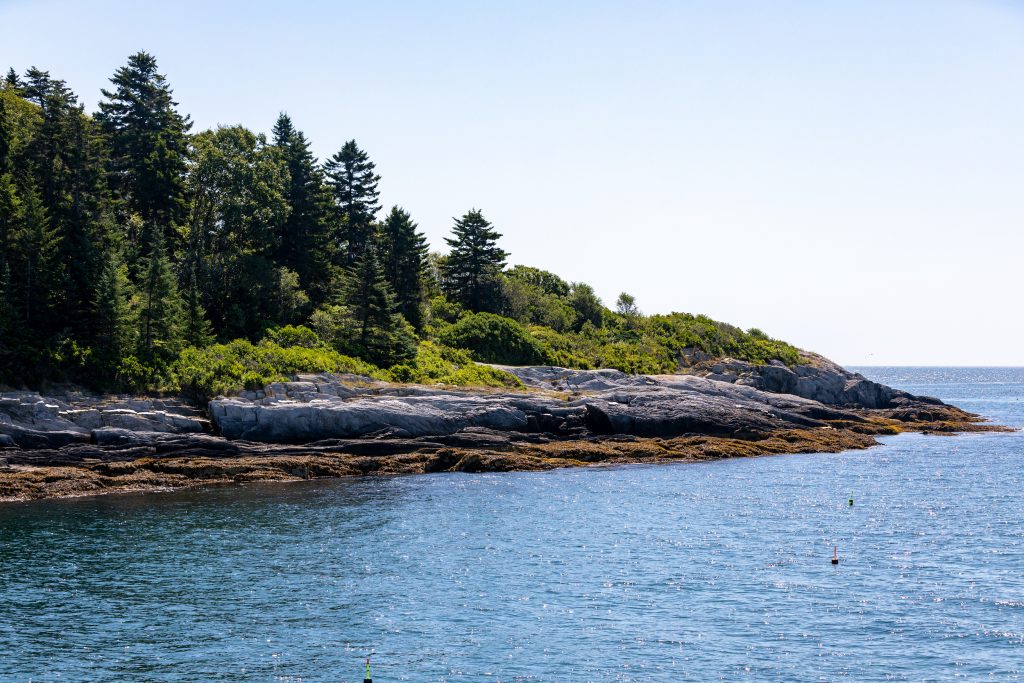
[0,356,1005,502]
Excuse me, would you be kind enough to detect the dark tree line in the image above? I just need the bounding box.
[0,51,527,389]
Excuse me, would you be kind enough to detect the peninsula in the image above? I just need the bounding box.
[0,54,1003,501]
[0,352,998,502]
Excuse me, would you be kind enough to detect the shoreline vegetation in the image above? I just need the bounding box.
[0,52,799,397]
[0,53,1010,503]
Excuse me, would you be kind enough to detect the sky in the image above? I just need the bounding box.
[2,0,1022,365]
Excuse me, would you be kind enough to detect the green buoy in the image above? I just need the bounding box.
[364,656,372,683]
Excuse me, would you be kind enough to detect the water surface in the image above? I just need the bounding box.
[2,367,1022,681]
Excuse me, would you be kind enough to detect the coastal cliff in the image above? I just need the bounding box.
[0,355,1000,502]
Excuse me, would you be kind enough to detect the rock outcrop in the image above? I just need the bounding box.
[689,353,940,409]
[0,391,208,450]
[206,369,867,444]
[0,362,1000,502]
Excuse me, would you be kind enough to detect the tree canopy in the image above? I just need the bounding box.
[0,52,805,394]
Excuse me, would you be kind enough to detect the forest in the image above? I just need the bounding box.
[0,52,801,398]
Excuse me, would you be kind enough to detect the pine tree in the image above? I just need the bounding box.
[379,205,429,330]
[97,51,191,249]
[324,139,380,266]
[271,112,332,304]
[339,248,416,367]
[136,224,185,368]
[443,209,508,312]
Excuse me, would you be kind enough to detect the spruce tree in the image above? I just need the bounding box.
[324,139,380,266]
[4,68,21,90]
[91,250,136,379]
[379,205,429,330]
[339,248,416,367]
[443,209,508,312]
[0,260,15,381]
[11,178,62,330]
[0,172,18,271]
[26,74,108,343]
[21,68,52,107]
[97,51,191,249]
[271,113,332,304]
[182,270,214,348]
[136,224,185,368]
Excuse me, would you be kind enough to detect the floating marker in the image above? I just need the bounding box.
[364,655,372,683]
[849,497,854,506]
[831,545,839,565]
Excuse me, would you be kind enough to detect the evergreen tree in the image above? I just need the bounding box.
[0,260,15,381]
[318,248,416,367]
[271,113,332,304]
[90,249,136,379]
[379,206,429,330]
[324,139,380,266]
[10,178,62,330]
[0,87,38,380]
[4,68,22,90]
[96,51,191,249]
[182,270,213,348]
[443,209,508,312]
[21,67,52,107]
[136,224,185,368]
[0,172,18,271]
[25,74,109,343]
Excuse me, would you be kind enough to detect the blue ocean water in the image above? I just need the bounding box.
[1,368,1022,682]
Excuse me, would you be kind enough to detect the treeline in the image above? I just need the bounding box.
[0,52,800,393]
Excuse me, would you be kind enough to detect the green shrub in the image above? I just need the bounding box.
[384,342,522,388]
[116,355,157,393]
[439,312,545,365]
[262,325,323,348]
[309,304,418,368]
[529,326,595,369]
[428,295,465,324]
[171,339,382,400]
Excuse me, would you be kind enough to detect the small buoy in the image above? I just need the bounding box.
[364,656,372,683]
[831,545,839,565]
[849,497,854,506]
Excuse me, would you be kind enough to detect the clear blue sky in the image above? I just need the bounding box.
[3,0,1022,365]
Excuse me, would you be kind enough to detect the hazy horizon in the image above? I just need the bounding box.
[3,0,1021,366]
